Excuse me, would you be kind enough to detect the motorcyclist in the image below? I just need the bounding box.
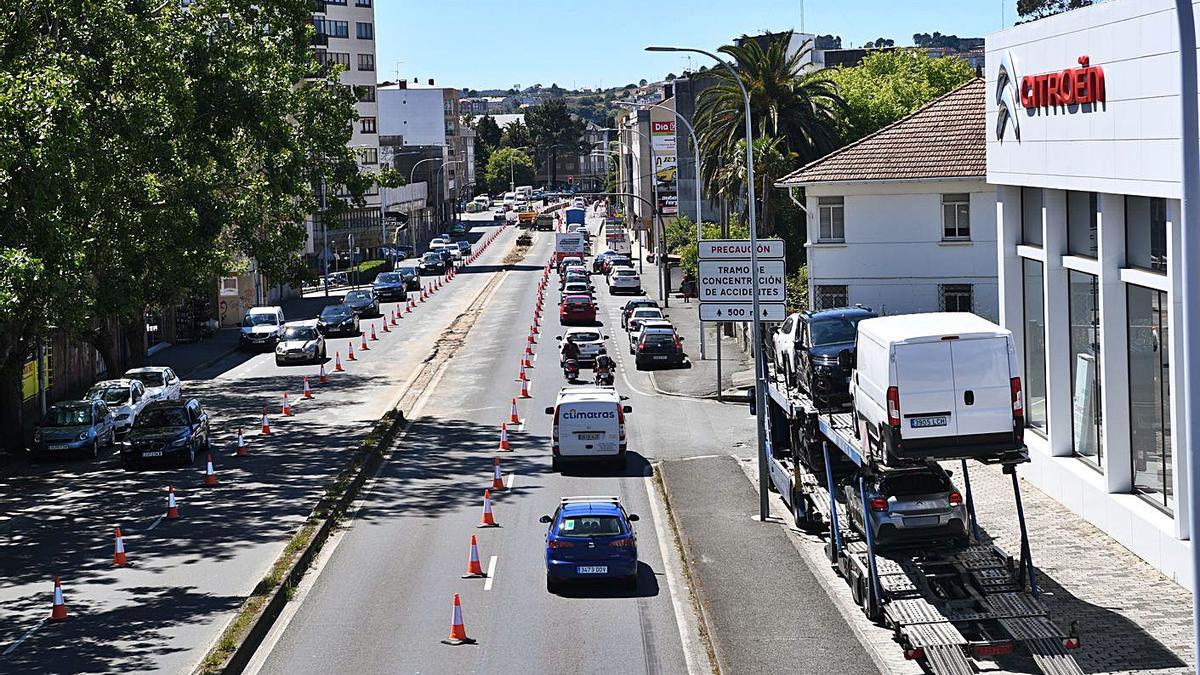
[594,350,615,375]
[560,338,581,366]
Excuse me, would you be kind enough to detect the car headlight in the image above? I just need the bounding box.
[33,431,41,443]
[170,436,190,448]
[275,344,285,353]
[78,431,89,441]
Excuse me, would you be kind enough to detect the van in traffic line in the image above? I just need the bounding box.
[546,387,631,471]
[851,312,1024,467]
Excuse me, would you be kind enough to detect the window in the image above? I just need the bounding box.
[817,197,844,242]
[365,181,379,196]
[941,193,970,240]
[1128,285,1172,512]
[360,147,378,164]
[1022,259,1048,435]
[815,285,847,310]
[1068,270,1103,468]
[356,21,373,40]
[355,0,372,5]
[1126,196,1168,273]
[939,284,973,312]
[1021,187,1043,247]
[360,116,376,133]
[318,51,350,68]
[357,53,374,71]
[326,20,348,38]
[356,85,375,102]
[325,0,346,4]
[1067,191,1098,257]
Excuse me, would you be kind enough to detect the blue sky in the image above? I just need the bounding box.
[375,1,1018,91]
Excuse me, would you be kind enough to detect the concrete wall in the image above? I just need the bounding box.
[378,88,448,147]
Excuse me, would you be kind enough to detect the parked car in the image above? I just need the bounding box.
[541,496,640,592]
[343,289,381,318]
[83,379,150,435]
[607,268,642,295]
[455,240,472,256]
[120,399,210,469]
[628,319,674,354]
[396,265,422,291]
[123,366,182,402]
[544,389,632,472]
[449,221,469,237]
[419,252,446,276]
[239,306,286,350]
[317,303,359,337]
[634,328,685,369]
[843,463,968,548]
[32,399,116,460]
[771,306,877,404]
[557,328,608,366]
[852,313,1025,466]
[559,295,597,325]
[371,272,409,302]
[275,321,326,366]
[620,298,658,329]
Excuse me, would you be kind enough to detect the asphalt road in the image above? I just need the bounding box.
[0,211,515,674]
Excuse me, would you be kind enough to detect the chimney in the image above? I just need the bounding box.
[663,83,673,99]
[399,79,407,89]
[428,78,435,86]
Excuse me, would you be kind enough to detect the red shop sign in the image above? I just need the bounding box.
[1020,55,1105,109]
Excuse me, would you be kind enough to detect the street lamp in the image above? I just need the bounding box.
[408,156,442,251]
[647,44,771,522]
[602,124,658,280]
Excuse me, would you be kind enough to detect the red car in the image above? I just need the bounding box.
[559,294,597,325]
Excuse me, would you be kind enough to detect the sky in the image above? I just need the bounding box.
[374,0,1020,91]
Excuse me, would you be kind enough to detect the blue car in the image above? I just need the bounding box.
[371,271,408,302]
[540,496,640,592]
[31,399,117,461]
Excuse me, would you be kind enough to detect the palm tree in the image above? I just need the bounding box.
[714,137,794,236]
[695,32,846,199]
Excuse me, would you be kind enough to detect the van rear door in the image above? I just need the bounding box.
[894,341,958,439]
[950,337,1013,437]
[557,401,620,457]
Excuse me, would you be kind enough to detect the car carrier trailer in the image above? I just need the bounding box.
[760,364,1083,675]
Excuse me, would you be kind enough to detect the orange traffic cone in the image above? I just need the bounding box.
[382,315,391,332]
[518,363,528,381]
[166,484,180,519]
[531,323,539,335]
[261,407,271,435]
[441,594,474,645]
[282,391,292,416]
[49,577,67,622]
[420,288,427,303]
[360,332,370,351]
[113,527,128,567]
[303,376,313,399]
[497,423,510,451]
[235,429,246,456]
[370,323,379,341]
[203,453,218,486]
[462,535,486,578]
[334,352,344,371]
[491,457,505,491]
[347,341,356,361]
[319,362,328,383]
[509,398,520,424]
[478,489,498,527]
[527,332,536,345]
[519,379,531,399]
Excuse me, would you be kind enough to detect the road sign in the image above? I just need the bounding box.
[697,260,786,303]
[698,239,785,260]
[700,303,786,322]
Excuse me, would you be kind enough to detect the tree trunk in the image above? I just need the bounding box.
[551,148,558,188]
[0,344,27,455]
[122,317,147,369]
[85,323,121,381]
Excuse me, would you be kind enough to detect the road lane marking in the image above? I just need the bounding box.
[146,514,165,532]
[505,473,515,490]
[3,619,46,656]
[484,556,498,591]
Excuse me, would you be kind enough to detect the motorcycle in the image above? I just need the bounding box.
[595,366,614,386]
[562,358,580,382]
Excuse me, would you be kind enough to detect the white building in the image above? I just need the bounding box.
[777,79,999,320]
[987,0,1189,586]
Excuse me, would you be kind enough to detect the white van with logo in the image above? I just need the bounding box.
[545,387,631,471]
[851,313,1024,466]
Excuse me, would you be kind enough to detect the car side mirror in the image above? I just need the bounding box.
[946,469,954,478]
[555,336,563,341]
[544,407,554,415]
[622,405,632,413]
[770,326,779,334]
[627,514,640,522]
[539,515,553,524]
[837,349,855,370]
[678,337,685,341]
[603,335,610,340]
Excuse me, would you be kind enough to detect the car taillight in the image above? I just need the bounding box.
[609,538,633,547]
[548,540,574,549]
[637,341,645,352]
[618,406,626,441]
[886,386,901,426]
[1010,377,1023,417]
[949,491,962,506]
[1062,637,1081,650]
[673,335,681,351]
[869,497,889,512]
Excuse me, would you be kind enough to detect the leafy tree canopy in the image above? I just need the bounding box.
[484,148,535,193]
[1017,0,1093,21]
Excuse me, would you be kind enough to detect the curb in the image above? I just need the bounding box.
[648,369,753,404]
[180,342,241,378]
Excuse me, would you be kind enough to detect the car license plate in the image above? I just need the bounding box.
[904,516,940,528]
[577,566,608,574]
[142,451,163,458]
[577,432,602,440]
[910,416,948,429]
[49,444,68,451]
[653,355,668,360]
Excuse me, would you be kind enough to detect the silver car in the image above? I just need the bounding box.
[83,379,150,434]
[275,321,326,366]
[843,464,968,548]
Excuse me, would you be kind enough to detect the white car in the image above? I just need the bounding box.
[443,245,464,262]
[561,281,593,299]
[275,320,327,366]
[625,307,665,334]
[558,328,609,365]
[607,268,641,295]
[628,318,674,354]
[123,366,182,403]
[572,197,586,208]
[83,379,150,434]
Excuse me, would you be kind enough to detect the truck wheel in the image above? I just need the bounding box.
[850,571,865,607]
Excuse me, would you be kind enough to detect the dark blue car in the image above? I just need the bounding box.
[540,496,639,592]
[371,272,408,302]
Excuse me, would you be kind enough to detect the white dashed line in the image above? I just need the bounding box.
[146,514,165,532]
[2,619,46,656]
[505,473,515,490]
[484,556,498,591]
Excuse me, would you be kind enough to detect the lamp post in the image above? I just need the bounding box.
[603,124,658,281]
[647,44,770,521]
[409,156,441,252]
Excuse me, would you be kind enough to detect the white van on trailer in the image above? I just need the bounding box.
[851,313,1024,467]
[546,386,631,471]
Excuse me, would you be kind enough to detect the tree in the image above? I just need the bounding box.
[665,73,677,81]
[524,99,588,187]
[825,49,976,142]
[474,115,502,172]
[638,78,648,87]
[484,148,535,193]
[815,34,842,50]
[712,137,796,236]
[864,38,894,48]
[500,119,531,149]
[694,32,846,199]
[1017,0,1092,21]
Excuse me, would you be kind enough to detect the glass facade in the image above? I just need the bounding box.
[1021,187,1044,246]
[1126,196,1168,272]
[1022,259,1048,434]
[1067,191,1098,257]
[1128,286,1172,511]
[1068,271,1103,467]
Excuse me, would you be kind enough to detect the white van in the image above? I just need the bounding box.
[545,386,631,470]
[851,313,1024,466]
[239,306,287,350]
[473,195,491,209]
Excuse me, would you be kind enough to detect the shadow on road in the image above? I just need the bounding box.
[549,562,660,600]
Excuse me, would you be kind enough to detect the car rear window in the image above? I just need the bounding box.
[880,472,950,496]
[559,515,624,537]
[569,332,601,342]
[128,371,165,387]
[565,297,591,306]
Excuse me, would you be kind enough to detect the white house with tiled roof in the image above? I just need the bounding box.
[776,78,998,320]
